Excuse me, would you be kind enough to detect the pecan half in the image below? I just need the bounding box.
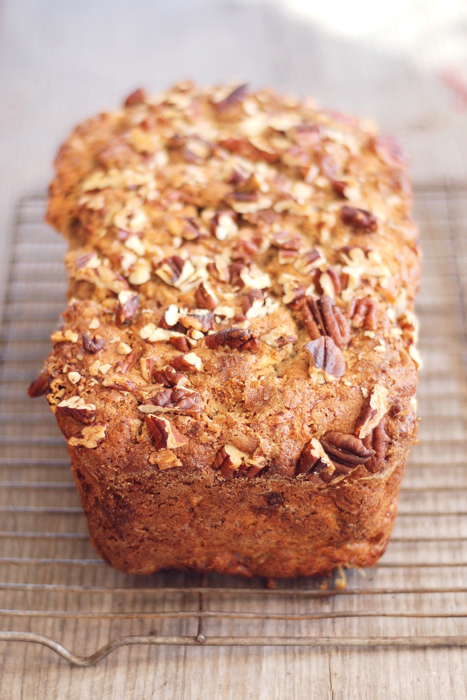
[341,205,378,232]
[195,281,218,311]
[212,444,247,479]
[362,419,388,473]
[57,396,96,424]
[205,328,259,352]
[82,332,105,354]
[301,295,350,349]
[27,370,50,398]
[348,297,377,329]
[145,387,202,412]
[320,431,375,475]
[304,336,346,378]
[116,292,140,326]
[146,415,187,450]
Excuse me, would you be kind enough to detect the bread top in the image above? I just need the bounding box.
[40,82,420,484]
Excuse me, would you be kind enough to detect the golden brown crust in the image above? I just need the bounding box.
[35,82,420,577]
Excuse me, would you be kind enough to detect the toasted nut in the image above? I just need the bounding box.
[170,352,203,372]
[27,370,50,398]
[116,342,132,356]
[146,415,187,450]
[195,281,218,311]
[57,396,96,424]
[152,366,188,387]
[140,387,202,413]
[341,205,378,232]
[304,336,346,378]
[205,328,259,351]
[82,332,105,354]
[68,424,106,449]
[212,444,247,478]
[124,88,147,107]
[116,291,140,326]
[67,371,81,385]
[355,384,389,439]
[150,449,183,470]
[140,357,156,382]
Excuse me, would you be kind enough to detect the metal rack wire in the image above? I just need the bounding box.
[1,186,467,665]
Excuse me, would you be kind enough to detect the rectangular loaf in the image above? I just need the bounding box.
[29,82,420,577]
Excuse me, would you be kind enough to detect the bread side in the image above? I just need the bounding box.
[31,82,420,577]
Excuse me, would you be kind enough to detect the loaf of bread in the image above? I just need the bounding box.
[29,82,420,577]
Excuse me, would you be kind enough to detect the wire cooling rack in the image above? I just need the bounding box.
[1,186,467,666]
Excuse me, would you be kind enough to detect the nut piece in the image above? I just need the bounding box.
[304,337,346,378]
[116,291,140,326]
[152,366,188,387]
[301,295,350,350]
[341,205,378,232]
[362,419,388,473]
[296,438,335,480]
[27,370,50,398]
[57,396,96,424]
[68,424,106,449]
[150,449,183,470]
[146,415,187,450]
[195,281,218,311]
[355,384,389,439]
[82,332,105,354]
[124,88,147,107]
[320,431,375,475]
[141,386,202,413]
[170,335,195,352]
[213,83,248,112]
[212,444,248,479]
[170,352,203,372]
[205,328,259,352]
[348,297,377,329]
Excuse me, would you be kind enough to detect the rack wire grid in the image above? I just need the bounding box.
[1,185,467,666]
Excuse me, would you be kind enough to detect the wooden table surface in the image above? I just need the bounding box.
[1,1,467,697]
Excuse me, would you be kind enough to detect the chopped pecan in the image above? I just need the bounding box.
[341,205,378,232]
[170,335,195,352]
[27,370,50,398]
[68,424,106,449]
[82,332,105,354]
[179,312,213,333]
[296,438,335,481]
[242,289,264,315]
[116,292,140,326]
[145,386,202,412]
[155,255,186,285]
[362,419,388,473]
[152,366,188,387]
[301,295,350,349]
[219,137,279,164]
[124,88,147,107]
[116,345,142,375]
[304,336,346,378]
[146,415,187,450]
[348,297,377,329]
[57,396,96,424]
[150,449,183,470]
[231,238,260,263]
[354,384,389,439]
[314,267,341,297]
[212,444,247,479]
[320,431,375,475]
[195,281,218,311]
[214,83,248,112]
[229,262,246,288]
[206,328,259,352]
[170,352,203,372]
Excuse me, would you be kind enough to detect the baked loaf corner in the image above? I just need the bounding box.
[31,82,420,577]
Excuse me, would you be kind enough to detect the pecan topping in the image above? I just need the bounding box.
[212,444,247,479]
[68,424,106,450]
[156,255,186,285]
[348,297,377,329]
[195,281,218,311]
[124,88,147,107]
[296,438,335,480]
[362,419,388,473]
[27,370,50,398]
[304,337,346,378]
[116,292,140,326]
[341,205,378,232]
[179,312,213,333]
[205,328,259,352]
[170,335,195,352]
[82,332,105,354]
[320,431,375,474]
[140,357,156,383]
[57,396,96,424]
[146,415,187,450]
[314,267,341,297]
[214,83,248,112]
[152,366,188,387]
[144,387,202,412]
[355,384,389,439]
[301,295,350,349]
[242,289,264,315]
[102,376,135,392]
[170,352,203,372]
